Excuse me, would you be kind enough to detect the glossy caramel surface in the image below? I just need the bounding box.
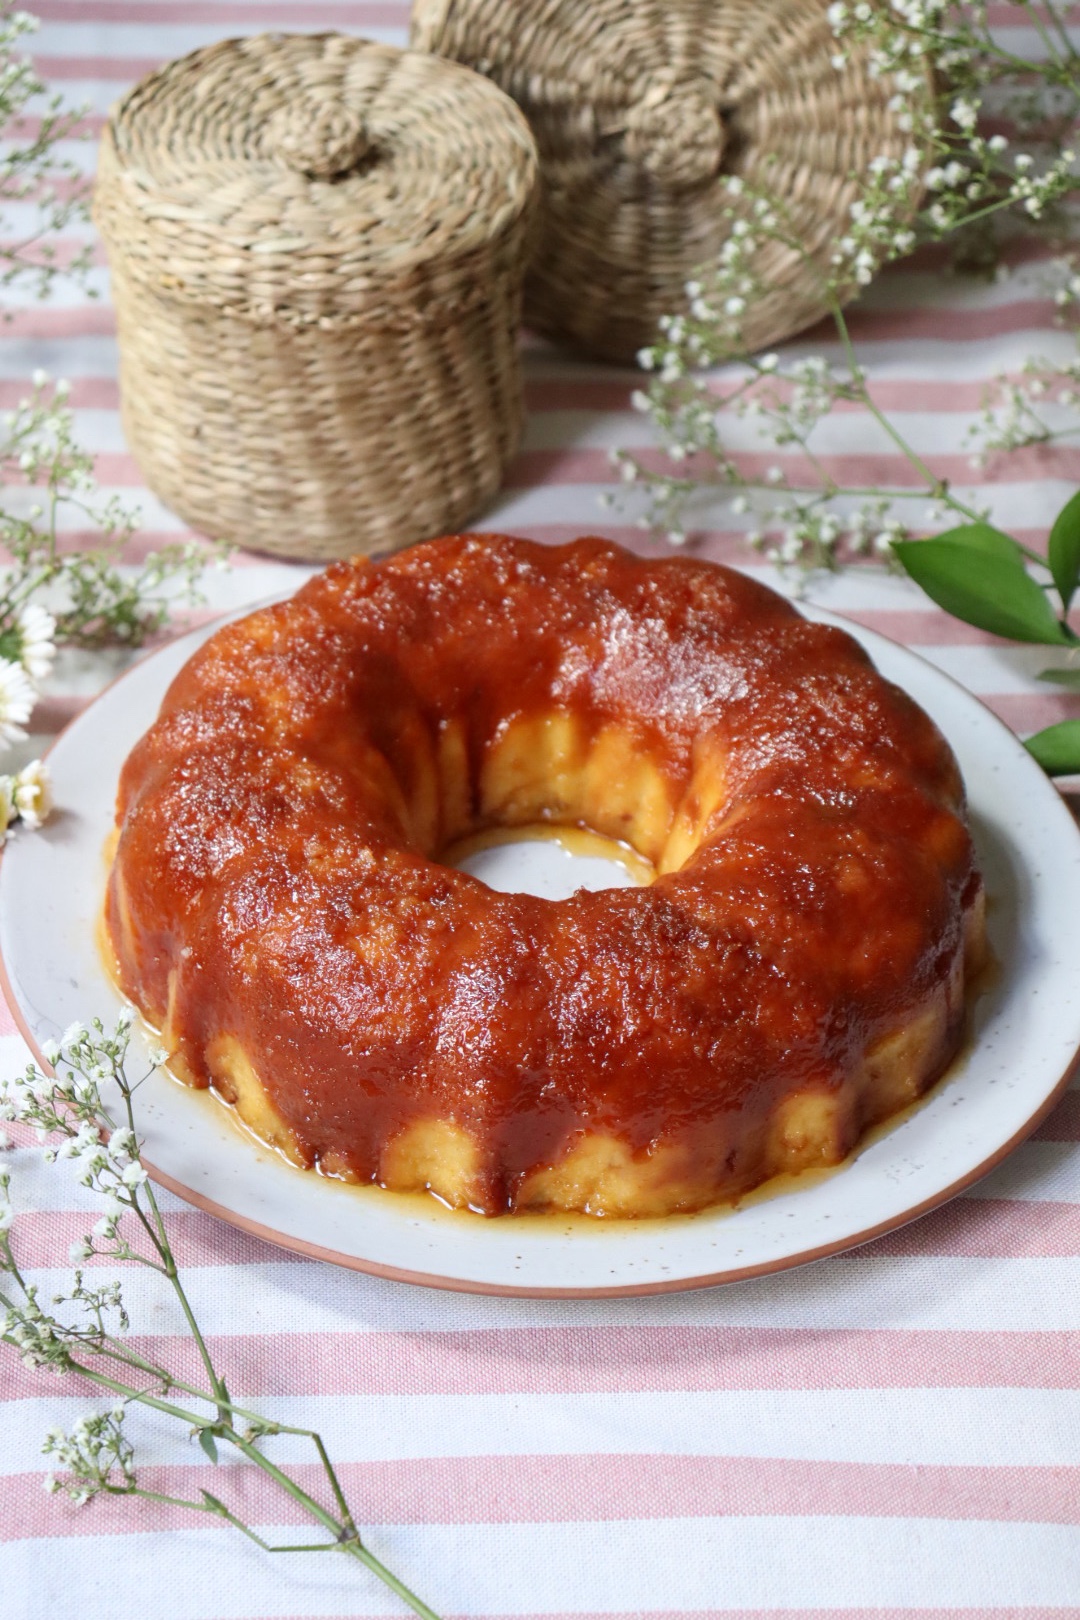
[106,534,982,1214]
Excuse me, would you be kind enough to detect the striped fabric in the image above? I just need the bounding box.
[3,4,1080,1617]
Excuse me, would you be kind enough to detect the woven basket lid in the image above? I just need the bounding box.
[411,0,930,363]
[95,33,538,328]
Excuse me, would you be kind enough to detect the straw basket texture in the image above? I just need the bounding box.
[94,34,538,560]
[411,0,930,364]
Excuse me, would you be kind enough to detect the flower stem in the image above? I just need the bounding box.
[829,300,983,524]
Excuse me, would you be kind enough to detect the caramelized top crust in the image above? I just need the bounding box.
[107,534,980,1207]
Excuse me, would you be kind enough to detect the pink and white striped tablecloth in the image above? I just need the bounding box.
[3,5,1080,1617]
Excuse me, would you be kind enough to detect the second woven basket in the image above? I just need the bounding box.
[95,34,538,560]
[412,0,928,364]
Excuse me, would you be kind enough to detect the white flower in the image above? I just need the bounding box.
[31,367,48,388]
[60,1022,86,1049]
[950,97,978,132]
[13,760,52,830]
[14,603,55,681]
[724,296,746,317]
[69,1238,91,1262]
[108,1126,136,1160]
[121,1161,147,1187]
[0,658,34,746]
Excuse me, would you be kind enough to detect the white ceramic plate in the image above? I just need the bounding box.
[2,603,1079,1296]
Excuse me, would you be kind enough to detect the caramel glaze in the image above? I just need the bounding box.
[105,534,983,1214]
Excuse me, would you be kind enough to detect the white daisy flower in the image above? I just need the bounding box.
[13,759,52,829]
[14,603,55,682]
[0,658,35,747]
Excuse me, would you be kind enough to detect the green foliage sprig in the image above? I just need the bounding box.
[894,489,1080,772]
[0,1018,442,1620]
[2,377,216,650]
[0,6,94,304]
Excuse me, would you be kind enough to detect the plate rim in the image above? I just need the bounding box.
[2,593,1079,1297]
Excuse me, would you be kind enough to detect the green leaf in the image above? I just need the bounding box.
[1048,489,1080,612]
[926,521,1024,560]
[1038,667,1080,689]
[892,536,1070,645]
[1025,720,1080,776]
[198,1428,219,1465]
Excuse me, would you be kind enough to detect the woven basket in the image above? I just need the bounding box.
[411,0,928,365]
[94,34,538,561]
